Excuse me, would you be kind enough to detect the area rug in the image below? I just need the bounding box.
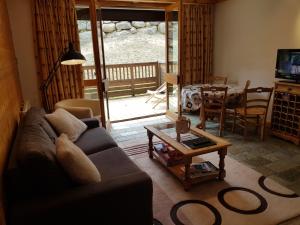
[153,181,192,225]
[124,144,300,225]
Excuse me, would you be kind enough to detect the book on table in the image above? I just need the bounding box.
[153,143,184,166]
[181,136,216,149]
[180,161,218,178]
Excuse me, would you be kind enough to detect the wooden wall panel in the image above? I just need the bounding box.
[0,0,23,224]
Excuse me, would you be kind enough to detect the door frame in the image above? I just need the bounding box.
[89,0,108,128]
[165,2,182,120]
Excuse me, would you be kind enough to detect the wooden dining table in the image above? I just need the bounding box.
[181,83,245,112]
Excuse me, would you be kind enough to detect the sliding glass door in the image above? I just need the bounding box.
[165,10,179,118]
[76,2,109,128]
[95,6,110,125]
[77,1,181,125]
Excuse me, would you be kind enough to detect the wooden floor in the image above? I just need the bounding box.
[107,95,166,122]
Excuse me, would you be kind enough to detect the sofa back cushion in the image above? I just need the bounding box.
[23,107,58,142]
[6,108,72,201]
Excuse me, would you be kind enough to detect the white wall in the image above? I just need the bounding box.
[6,0,40,107]
[214,0,300,87]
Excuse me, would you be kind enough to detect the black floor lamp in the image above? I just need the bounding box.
[40,42,86,112]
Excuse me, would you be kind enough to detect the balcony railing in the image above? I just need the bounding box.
[83,61,161,98]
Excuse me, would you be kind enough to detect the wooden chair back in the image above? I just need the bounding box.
[244,80,251,89]
[208,76,228,85]
[201,86,228,113]
[242,87,273,115]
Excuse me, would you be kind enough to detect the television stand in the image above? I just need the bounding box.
[271,82,300,145]
[278,80,300,84]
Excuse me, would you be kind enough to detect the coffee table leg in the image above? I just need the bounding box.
[184,158,192,191]
[218,148,227,180]
[147,130,154,159]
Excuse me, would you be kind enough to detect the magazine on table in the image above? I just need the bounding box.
[180,161,218,178]
[153,143,184,166]
[181,136,216,149]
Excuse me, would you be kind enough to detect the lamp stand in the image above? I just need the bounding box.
[40,52,65,112]
[39,42,86,113]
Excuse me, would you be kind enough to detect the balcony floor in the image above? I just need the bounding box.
[107,95,166,122]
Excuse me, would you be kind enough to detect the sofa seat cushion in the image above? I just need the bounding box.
[75,127,118,155]
[88,147,141,181]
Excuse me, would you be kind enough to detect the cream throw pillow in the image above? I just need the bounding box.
[56,134,101,184]
[45,108,87,142]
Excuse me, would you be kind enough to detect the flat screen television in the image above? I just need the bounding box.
[275,49,300,83]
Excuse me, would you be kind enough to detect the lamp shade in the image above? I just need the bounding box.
[61,43,86,65]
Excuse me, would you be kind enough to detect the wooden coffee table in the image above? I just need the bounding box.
[144,123,231,190]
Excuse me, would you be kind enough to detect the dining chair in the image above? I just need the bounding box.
[198,86,228,136]
[208,75,228,85]
[232,87,274,140]
[226,80,251,118]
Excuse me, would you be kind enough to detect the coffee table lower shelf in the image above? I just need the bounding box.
[152,151,221,190]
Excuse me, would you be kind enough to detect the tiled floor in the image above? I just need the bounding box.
[110,114,300,195]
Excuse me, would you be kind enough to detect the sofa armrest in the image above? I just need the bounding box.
[81,117,100,129]
[8,172,153,225]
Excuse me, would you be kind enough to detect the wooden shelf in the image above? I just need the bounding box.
[152,149,220,184]
[169,164,219,184]
[271,82,300,145]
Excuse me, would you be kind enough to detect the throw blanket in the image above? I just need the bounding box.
[182,84,244,112]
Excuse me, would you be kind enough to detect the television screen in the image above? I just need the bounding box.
[276,49,300,81]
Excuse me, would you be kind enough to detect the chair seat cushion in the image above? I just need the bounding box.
[236,107,266,115]
[75,127,118,155]
[88,147,141,182]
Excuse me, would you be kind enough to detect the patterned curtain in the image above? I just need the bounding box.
[32,0,83,111]
[181,4,214,85]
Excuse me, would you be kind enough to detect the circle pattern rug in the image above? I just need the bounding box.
[153,218,163,225]
[218,187,268,214]
[128,145,300,225]
[171,200,222,225]
[258,176,299,198]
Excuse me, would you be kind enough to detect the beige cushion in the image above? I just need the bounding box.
[45,108,87,142]
[56,134,101,184]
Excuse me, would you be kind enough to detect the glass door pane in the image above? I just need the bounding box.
[96,7,110,123]
[76,4,109,127]
[165,10,179,115]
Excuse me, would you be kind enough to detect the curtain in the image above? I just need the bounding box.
[32,0,83,111]
[181,4,214,85]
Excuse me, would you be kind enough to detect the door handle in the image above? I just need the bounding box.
[102,79,109,92]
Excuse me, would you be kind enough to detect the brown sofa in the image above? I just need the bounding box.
[4,107,153,225]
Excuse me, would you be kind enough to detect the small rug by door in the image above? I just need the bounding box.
[123,144,300,225]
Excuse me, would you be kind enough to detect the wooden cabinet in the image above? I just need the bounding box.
[271,82,300,145]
